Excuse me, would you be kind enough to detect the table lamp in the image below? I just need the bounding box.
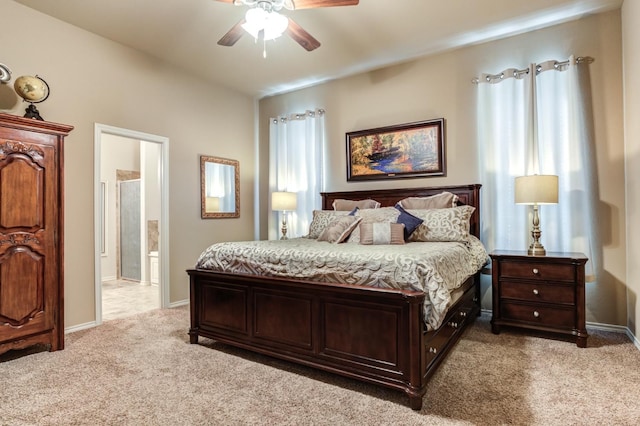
[272,191,297,240]
[515,175,558,256]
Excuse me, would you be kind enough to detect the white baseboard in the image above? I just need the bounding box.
[480,309,639,350]
[169,299,188,308]
[65,306,640,351]
[65,321,98,334]
[64,301,188,334]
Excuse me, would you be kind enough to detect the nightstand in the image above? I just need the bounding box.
[490,250,589,348]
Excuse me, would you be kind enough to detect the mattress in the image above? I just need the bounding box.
[195,236,489,330]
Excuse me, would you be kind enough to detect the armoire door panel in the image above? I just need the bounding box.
[0,154,47,230]
[0,113,72,355]
[0,158,44,229]
[0,247,45,325]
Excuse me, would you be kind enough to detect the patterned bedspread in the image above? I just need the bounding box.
[195,236,489,330]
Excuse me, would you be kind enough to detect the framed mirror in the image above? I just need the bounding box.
[200,155,240,219]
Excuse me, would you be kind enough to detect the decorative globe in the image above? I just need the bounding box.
[13,75,50,120]
[14,75,49,103]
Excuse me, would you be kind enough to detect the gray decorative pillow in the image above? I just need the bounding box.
[332,199,381,211]
[307,210,349,239]
[397,192,459,210]
[347,207,400,243]
[359,222,405,245]
[407,205,475,242]
[317,216,362,244]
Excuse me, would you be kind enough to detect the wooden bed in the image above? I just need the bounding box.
[188,184,483,410]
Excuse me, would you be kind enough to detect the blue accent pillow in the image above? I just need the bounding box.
[395,204,424,240]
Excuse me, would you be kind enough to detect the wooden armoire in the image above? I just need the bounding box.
[0,112,73,355]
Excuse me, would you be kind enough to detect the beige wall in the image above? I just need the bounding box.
[259,11,627,326]
[622,1,640,338]
[1,2,256,328]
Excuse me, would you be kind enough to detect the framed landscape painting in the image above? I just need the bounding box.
[346,118,445,181]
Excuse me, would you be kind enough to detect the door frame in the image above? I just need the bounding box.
[93,123,170,325]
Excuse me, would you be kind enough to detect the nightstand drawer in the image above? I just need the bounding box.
[500,261,574,282]
[500,281,575,304]
[501,302,575,328]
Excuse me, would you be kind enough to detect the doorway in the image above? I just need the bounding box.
[94,124,169,325]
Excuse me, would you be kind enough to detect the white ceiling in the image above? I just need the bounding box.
[15,0,622,98]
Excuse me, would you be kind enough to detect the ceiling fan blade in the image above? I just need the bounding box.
[218,19,246,47]
[286,18,321,51]
[291,0,359,10]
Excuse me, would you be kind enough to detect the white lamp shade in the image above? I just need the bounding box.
[515,175,559,205]
[272,191,297,211]
[205,196,221,212]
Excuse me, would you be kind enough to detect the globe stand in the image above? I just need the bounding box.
[24,104,44,121]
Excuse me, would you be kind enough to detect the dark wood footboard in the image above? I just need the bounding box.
[187,268,480,410]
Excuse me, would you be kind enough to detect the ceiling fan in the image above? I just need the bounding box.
[216,0,359,53]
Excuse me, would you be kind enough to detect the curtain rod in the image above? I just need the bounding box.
[272,108,325,124]
[472,56,594,84]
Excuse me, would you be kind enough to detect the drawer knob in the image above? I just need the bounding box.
[533,311,540,318]
[532,268,540,275]
[533,289,539,295]
[460,311,467,317]
[429,347,437,354]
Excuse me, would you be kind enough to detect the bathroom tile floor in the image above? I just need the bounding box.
[102,279,159,321]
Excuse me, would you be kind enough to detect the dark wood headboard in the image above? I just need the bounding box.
[321,184,482,239]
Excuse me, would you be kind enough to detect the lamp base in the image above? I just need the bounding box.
[528,242,546,256]
[280,218,288,240]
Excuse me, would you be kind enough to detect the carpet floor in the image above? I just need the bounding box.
[1,306,639,425]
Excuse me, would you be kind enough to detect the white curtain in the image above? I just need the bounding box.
[477,56,601,281]
[269,109,325,240]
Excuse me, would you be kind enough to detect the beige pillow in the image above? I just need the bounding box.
[347,207,400,243]
[307,210,350,239]
[332,199,381,211]
[359,222,405,245]
[397,192,458,210]
[407,205,475,242]
[317,216,362,244]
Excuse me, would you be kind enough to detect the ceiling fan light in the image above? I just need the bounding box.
[244,7,267,25]
[263,12,289,40]
[241,21,261,39]
[243,7,267,38]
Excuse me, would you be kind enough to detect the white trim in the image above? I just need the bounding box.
[169,299,189,309]
[94,123,170,326]
[585,320,628,333]
[65,321,98,334]
[632,333,640,350]
[253,98,260,240]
